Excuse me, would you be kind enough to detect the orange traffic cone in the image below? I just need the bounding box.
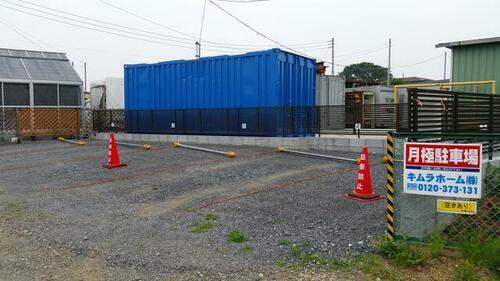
[103,132,127,169]
[345,146,383,202]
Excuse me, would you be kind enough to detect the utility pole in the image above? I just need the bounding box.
[387,38,391,86]
[195,42,201,59]
[331,37,335,75]
[84,62,87,92]
[443,52,447,80]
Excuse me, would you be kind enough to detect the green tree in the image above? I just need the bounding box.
[339,62,392,83]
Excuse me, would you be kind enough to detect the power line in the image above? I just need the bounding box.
[207,0,313,58]
[9,0,195,42]
[0,16,46,50]
[8,0,328,52]
[391,54,444,69]
[98,0,198,40]
[335,45,387,57]
[326,54,445,71]
[0,2,247,53]
[0,0,197,46]
[98,0,328,51]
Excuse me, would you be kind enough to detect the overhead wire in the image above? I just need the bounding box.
[98,0,198,40]
[7,0,329,52]
[98,0,329,51]
[326,54,445,71]
[1,0,445,73]
[0,0,196,45]
[207,0,313,58]
[0,2,251,53]
[0,16,47,51]
[336,46,388,63]
[8,0,195,42]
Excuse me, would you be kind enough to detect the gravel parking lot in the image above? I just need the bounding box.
[0,139,387,281]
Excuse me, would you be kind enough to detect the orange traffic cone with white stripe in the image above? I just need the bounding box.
[345,146,383,202]
[103,132,127,169]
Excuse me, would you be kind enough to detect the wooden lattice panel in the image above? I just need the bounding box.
[17,108,80,137]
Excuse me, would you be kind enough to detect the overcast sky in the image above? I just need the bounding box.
[0,0,498,86]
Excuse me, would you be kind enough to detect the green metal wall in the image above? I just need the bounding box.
[451,42,500,94]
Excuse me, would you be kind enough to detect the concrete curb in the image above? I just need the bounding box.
[94,133,387,154]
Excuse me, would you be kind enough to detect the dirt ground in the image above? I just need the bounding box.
[0,139,388,280]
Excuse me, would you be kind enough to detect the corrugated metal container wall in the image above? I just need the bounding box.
[315,75,345,106]
[125,48,315,109]
[124,49,316,136]
[316,75,345,130]
[451,42,500,94]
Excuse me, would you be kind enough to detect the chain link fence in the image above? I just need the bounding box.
[390,132,500,243]
[80,108,94,138]
[1,108,17,136]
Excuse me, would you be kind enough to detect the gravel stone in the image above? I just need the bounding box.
[0,139,387,280]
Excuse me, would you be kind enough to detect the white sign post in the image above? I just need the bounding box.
[403,142,482,199]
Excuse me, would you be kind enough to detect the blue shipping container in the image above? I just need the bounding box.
[124,48,316,136]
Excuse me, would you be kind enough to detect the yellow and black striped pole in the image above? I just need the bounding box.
[386,131,395,241]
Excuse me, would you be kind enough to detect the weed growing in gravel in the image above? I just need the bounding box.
[213,247,226,254]
[227,230,249,243]
[191,222,214,234]
[205,213,218,222]
[241,245,253,254]
[191,212,220,234]
[278,239,292,246]
[376,237,424,267]
[355,255,402,281]
[278,240,348,269]
[1,202,50,223]
[275,259,286,267]
[451,262,480,281]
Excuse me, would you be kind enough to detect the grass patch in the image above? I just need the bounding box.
[191,222,214,234]
[458,233,500,271]
[356,255,402,281]
[376,237,424,267]
[278,240,348,269]
[190,212,219,234]
[0,201,50,223]
[275,259,286,267]
[241,245,253,254]
[278,239,292,246]
[205,212,218,222]
[213,247,225,254]
[451,262,481,281]
[227,230,248,243]
[424,226,447,259]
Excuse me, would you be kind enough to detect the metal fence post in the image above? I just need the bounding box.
[256,107,260,135]
[316,106,321,137]
[453,93,458,133]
